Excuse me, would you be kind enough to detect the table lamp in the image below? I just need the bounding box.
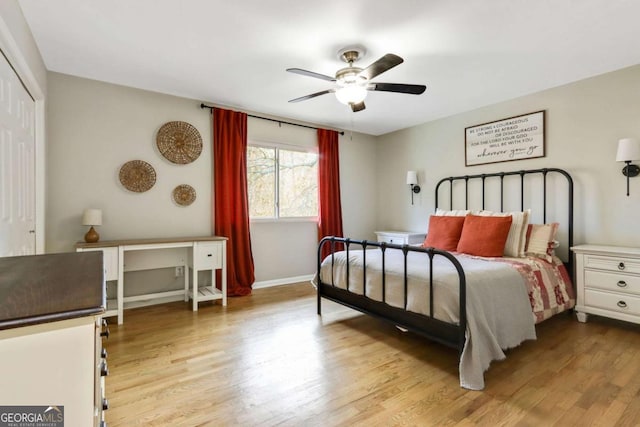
[82,208,102,243]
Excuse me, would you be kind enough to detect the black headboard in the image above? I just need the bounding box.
[434,168,574,277]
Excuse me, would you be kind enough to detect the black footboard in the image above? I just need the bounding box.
[317,237,467,355]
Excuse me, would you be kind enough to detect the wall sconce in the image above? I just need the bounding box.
[616,138,640,196]
[82,208,102,243]
[406,170,421,205]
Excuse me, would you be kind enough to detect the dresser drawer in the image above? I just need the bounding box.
[584,254,640,275]
[194,242,222,269]
[584,289,640,317]
[584,270,640,296]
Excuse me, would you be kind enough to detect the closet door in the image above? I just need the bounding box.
[0,52,35,257]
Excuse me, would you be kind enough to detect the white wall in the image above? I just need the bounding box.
[47,72,213,250]
[376,64,640,249]
[46,72,378,289]
[0,1,46,91]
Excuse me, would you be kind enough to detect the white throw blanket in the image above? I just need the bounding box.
[317,248,536,390]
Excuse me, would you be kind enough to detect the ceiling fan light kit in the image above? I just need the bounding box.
[335,85,367,105]
[287,47,426,112]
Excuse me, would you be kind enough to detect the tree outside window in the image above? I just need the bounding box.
[247,145,318,219]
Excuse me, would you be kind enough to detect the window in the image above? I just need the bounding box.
[247,144,318,219]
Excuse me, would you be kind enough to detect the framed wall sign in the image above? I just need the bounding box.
[465,110,545,166]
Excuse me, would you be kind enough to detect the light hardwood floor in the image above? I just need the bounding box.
[104,283,640,426]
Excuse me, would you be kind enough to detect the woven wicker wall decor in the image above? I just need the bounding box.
[119,160,156,192]
[172,184,196,206]
[156,121,202,164]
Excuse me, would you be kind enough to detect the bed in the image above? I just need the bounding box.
[315,168,575,390]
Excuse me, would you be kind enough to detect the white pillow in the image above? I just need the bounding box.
[475,209,530,257]
[435,208,470,216]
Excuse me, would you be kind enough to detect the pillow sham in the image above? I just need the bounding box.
[475,209,530,257]
[456,214,513,257]
[435,208,471,216]
[422,215,467,251]
[525,223,559,261]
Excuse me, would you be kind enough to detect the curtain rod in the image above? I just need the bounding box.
[200,103,344,136]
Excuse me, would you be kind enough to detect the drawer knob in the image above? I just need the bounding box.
[101,319,110,339]
[618,262,626,271]
[617,280,628,288]
[207,253,212,257]
[101,361,109,377]
[617,301,628,309]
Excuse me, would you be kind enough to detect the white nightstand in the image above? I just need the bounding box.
[375,231,426,246]
[573,244,640,325]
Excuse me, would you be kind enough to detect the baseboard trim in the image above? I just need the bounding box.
[253,274,314,290]
[124,295,184,310]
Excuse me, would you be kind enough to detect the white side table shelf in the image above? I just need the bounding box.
[375,231,426,246]
[573,244,640,325]
[188,241,227,312]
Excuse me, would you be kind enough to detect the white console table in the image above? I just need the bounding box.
[76,236,227,324]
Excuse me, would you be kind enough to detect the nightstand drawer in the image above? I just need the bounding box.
[584,254,640,275]
[584,289,640,317]
[375,231,425,245]
[584,270,640,296]
[377,235,403,244]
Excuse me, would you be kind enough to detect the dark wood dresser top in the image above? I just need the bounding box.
[0,252,105,330]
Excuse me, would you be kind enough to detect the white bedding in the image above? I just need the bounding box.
[317,248,536,390]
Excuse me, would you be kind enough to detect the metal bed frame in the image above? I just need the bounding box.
[316,168,574,356]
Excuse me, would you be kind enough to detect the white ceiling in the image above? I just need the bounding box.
[17,0,640,136]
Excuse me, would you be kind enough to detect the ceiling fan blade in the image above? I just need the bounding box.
[369,82,426,95]
[360,54,404,80]
[286,68,336,82]
[350,101,366,112]
[288,89,334,103]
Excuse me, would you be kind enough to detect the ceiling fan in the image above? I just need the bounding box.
[287,48,426,112]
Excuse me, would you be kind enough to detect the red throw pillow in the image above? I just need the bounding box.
[456,214,513,257]
[423,215,467,251]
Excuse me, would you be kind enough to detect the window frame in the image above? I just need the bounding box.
[247,140,319,223]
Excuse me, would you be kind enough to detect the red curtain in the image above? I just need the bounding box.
[317,129,344,259]
[212,108,254,296]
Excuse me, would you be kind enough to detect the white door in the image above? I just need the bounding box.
[0,52,36,257]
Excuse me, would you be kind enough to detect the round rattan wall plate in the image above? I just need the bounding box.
[172,184,196,206]
[156,121,202,164]
[119,160,156,193]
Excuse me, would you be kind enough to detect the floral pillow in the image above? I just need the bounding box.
[525,223,559,262]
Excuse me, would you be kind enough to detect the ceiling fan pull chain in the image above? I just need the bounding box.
[350,112,354,141]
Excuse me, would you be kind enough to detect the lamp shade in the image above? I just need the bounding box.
[406,171,418,185]
[82,209,102,226]
[335,85,367,105]
[616,138,640,162]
